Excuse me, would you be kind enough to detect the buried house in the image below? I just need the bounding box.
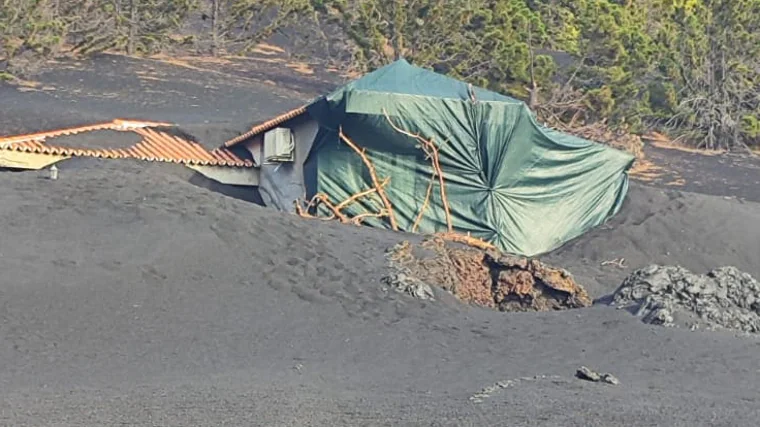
[223,59,635,256]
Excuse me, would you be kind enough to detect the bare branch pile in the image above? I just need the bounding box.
[382,109,452,232]
[296,110,494,252]
[295,127,397,228]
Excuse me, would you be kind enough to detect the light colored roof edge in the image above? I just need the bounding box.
[0,119,173,147]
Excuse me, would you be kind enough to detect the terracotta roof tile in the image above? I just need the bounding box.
[0,119,253,168]
[223,105,307,147]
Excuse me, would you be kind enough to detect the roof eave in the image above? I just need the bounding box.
[222,105,309,148]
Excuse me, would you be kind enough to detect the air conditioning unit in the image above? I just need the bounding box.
[263,127,295,164]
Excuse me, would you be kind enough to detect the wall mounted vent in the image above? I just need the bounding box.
[263,127,295,163]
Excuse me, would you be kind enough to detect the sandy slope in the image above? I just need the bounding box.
[547,183,760,298]
[2,57,760,426]
[0,54,314,145]
[2,162,760,426]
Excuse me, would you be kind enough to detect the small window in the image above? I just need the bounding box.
[263,127,295,163]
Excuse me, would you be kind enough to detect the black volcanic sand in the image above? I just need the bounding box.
[545,183,760,298]
[2,57,760,426]
[0,53,322,147]
[639,143,760,203]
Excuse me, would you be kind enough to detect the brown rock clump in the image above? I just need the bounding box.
[384,236,592,312]
[488,254,592,311]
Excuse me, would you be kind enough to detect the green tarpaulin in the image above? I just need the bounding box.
[304,59,634,256]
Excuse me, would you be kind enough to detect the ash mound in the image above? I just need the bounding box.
[612,265,760,333]
[384,237,591,311]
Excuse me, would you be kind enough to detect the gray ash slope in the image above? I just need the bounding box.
[3,161,760,426]
[0,53,314,144]
[546,183,760,298]
[2,57,760,426]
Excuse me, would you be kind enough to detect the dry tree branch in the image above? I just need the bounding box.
[412,177,435,232]
[434,232,496,251]
[382,109,453,231]
[351,210,389,225]
[310,193,349,223]
[428,142,452,232]
[297,193,383,224]
[294,199,310,217]
[294,155,391,226]
[601,258,626,268]
[338,126,399,231]
[296,113,497,252]
[334,177,389,212]
[294,193,325,218]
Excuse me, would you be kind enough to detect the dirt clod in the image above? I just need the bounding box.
[384,237,591,311]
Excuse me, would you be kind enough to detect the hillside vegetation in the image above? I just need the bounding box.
[2,0,760,150]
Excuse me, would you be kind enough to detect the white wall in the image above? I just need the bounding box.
[242,134,263,166]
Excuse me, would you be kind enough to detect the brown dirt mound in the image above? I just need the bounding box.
[385,237,592,311]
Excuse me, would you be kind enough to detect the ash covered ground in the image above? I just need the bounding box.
[2,53,760,426]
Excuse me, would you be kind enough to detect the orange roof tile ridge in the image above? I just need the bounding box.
[1,120,255,168]
[223,105,307,147]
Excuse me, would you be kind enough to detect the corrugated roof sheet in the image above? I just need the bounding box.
[0,119,253,168]
[223,105,307,147]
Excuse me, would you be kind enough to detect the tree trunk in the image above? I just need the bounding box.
[114,0,122,30]
[127,0,137,55]
[211,0,220,56]
[527,24,539,109]
[529,81,540,109]
[391,0,404,60]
